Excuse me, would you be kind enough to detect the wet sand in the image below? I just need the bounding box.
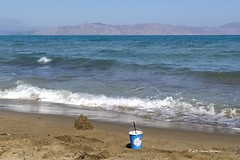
[0,110,239,160]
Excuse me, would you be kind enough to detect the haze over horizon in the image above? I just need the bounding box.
[1,0,240,27]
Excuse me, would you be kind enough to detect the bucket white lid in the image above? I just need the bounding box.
[129,130,143,135]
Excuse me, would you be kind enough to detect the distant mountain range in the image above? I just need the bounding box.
[1,19,240,35]
[0,19,35,34]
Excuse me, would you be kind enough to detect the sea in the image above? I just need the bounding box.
[0,35,240,133]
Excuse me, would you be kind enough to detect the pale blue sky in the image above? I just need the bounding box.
[1,0,240,27]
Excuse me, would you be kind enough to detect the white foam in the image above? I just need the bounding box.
[231,128,240,132]
[37,57,52,64]
[0,81,239,128]
[218,108,239,119]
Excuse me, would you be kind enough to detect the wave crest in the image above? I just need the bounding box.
[0,81,239,128]
[37,57,52,64]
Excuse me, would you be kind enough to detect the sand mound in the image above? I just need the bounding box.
[74,115,93,130]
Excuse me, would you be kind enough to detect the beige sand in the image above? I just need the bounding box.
[0,110,239,160]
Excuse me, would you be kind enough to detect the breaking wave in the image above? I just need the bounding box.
[37,57,52,64]
[0,81,239,129]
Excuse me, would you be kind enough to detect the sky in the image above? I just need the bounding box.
[0,0,240,27]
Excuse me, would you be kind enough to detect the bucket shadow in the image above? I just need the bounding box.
[126,143,131,149]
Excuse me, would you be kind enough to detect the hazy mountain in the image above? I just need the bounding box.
[219,22,240,34]
[0,19,45,35]
[33,22,240,35]
[221,22,240,28]
[1,19,240,35]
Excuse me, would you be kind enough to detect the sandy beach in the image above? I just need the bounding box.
[0,110,239,160]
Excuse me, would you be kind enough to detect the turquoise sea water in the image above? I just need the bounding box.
[0,35,240,132]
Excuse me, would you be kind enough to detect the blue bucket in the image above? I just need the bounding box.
[129,128,143,150]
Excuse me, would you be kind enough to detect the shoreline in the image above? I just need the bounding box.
[1,104,240,136]
[0,110,239,159]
